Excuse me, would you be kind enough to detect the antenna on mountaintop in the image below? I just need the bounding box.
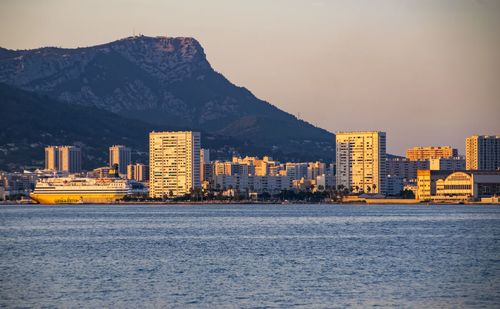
[133,28,136,37]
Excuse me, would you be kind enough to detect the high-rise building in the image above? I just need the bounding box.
[59,146,82,173]
[336,131,387,194]
[406,146,457,161]
[149,131,201,198]
[44,146,81,173]
[45,146,59,170]
[127,163,149,182]
[109,145,131,175]
[465,135,500,170]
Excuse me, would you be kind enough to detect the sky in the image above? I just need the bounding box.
[0,0,499,155]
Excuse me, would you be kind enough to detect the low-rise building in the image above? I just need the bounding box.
[387,157,429,181]
[434,171,500,201]
[417,169,500,201]
[386,175,404,196]
[212,174,292,194]
[0,171,38,199]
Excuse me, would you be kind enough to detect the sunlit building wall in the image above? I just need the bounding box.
[418,170,500,201]
[149,131,201,198]
[406,146,457,161]
[45,146,81,173]
[44,146,59,170]
[127,163,149,182]
[336,131,387,194]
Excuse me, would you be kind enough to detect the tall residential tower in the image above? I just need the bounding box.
[44,146,82,173]
[465,135,500,170]
[336,131,387,194]
[149,131,201,198]
[109,145,131,175]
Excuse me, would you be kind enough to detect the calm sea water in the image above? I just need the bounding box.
[0,204,499,308]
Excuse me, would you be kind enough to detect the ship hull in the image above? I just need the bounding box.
[30,193,127,204]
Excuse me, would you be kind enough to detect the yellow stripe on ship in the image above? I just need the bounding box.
[30,193,127,204]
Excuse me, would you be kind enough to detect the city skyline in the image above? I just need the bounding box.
[1,0,499,155]
[1,2,499,308]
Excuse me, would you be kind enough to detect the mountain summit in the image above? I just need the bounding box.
[0,36,334,163]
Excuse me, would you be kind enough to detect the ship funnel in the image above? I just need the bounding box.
[109,164,120,178]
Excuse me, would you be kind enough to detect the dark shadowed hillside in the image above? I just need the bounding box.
[0,84,331,170]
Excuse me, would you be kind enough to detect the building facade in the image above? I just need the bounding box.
[127,163,149,182]
[416,169,500,201]
[386,157,429,181]
[416,170,452,200]
[0,171,38,199]
[429,157,465,171]
[44,146,59,170]
[149,131,201,198]
[406,146,457,161]
[200,148,210,182]
[109,145,131,175]
[212,174,292,194]
[336,131,387,194]
[45,146,81,173]
[465,135,500,170]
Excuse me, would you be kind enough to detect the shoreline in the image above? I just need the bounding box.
[0,200,498,206]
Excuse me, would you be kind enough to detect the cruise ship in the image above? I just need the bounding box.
[30,176,132,204]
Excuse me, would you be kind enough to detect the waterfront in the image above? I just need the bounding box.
[1,204,499,308]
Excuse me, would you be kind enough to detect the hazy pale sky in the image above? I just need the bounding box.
[1,0,499,155]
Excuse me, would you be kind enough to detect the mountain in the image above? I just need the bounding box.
[0,36,334,167]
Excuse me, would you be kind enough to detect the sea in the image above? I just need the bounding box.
[0,204,499,308]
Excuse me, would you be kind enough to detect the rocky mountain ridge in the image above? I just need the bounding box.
[0,36,334,163]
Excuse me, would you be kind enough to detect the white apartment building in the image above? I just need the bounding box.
[212,174,292,194]
[336,131,387,194]
[149,131,201,198]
